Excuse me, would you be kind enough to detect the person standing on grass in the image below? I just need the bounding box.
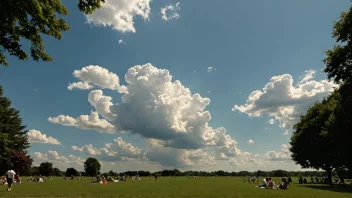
[5,169,16,191]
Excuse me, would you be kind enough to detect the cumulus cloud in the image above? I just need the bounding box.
[207,67,216,72]
[118,39,126,45]
[72,137,146,162]
[233,71,337,134]
[48,112,116,134]
[247,139,254,144]
[299,70,316,84]
[265,144,291,161]
[268,119,275,125]
[161,2,180,21]
[228,156,262,167]
[146,139,215,167]
[28,130,61,145]
[51,63,247,168]
[68,65,127,93]
[33,151,84,170]
[85,0,151,33]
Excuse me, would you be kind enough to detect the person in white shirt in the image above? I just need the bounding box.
[6,170,16,191]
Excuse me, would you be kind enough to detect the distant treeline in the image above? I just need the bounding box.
[28,167,344,178]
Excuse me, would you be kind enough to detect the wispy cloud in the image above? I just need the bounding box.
[161,2,181,21]
[207,67,216,72]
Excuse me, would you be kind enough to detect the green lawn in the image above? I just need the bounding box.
[0,177,351,198]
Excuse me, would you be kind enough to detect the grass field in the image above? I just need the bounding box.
[0,177,351,198]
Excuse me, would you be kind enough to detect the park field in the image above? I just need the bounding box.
[0,177,351,198]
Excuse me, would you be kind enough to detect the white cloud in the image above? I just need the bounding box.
[68,65,127,93]
[265,144,291,161]
[72,137,146,162]
[118,39,126,45]
[299,69,316,84]
[161,2,180,21]
[71,146,83,152]
[146,139,215,167]
[228,155,262,167]
[67,82,94,90]
[28,130,61,145]
[88,90,114,120]
[247,139,254,144]
[85,0,151,33]
[207,67,216,72]
[268,119,275,125]
[33,151,84,171]
[233,71,337,134]
[51,63,247,169]
[48,111,116,134]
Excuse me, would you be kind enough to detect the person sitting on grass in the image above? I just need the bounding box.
[1,176,7,185]
[338,178,346,185]
[299,177,303,184]
[256,178,268,188]
[303,178,308,184]
[277,178,288,190]
[15,174,21,184]
[266,178,276,189]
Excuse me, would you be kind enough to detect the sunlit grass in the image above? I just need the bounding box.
[0,177,351,197]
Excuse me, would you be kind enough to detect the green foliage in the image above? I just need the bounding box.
[290,84,352,184]
[84,157,101,177]
[39,162,54,176]
[0,0,104,66]
[78,0,105,14]
[108,170,117,176]
[53,167,62,176]
[0,85,31,174]
[323,6,352,84]
[323,83,352,171]
[66,167,78,176]
[10,151,33,175]
[30,166,40,176]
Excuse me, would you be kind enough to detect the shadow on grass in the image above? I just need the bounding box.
[301,184,352,193]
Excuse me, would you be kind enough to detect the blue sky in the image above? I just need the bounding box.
[0,0,350,172]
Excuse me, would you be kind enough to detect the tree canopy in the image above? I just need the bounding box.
[39,162,54,176]
[66,167,78,177]
[84,157,101,177]
[0,0,105,66]
[290,97,339,184]
[0,85,31,174]
[324,6,352,84]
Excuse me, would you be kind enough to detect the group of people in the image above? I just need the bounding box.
[26,175,49,182]
[256,177,290,190]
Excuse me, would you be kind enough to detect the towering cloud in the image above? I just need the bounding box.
[233,70,337,134]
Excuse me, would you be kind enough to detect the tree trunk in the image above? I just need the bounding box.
[326,168,332,185]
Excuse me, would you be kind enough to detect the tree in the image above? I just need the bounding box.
[322,5,352,181]
[108,170,116,176]
[0,0,105,66]
[323,84,352,173]
[323,6,352,84]
[290,97,343,185]
[30,166,40,176]
[53,168,62,176]
[84,157,101,177]
[0,85,31,174]
[10,151,32,175]
[39,162,54,176]
[66,168,78,176]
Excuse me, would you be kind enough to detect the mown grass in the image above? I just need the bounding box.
[0,177,351,198]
